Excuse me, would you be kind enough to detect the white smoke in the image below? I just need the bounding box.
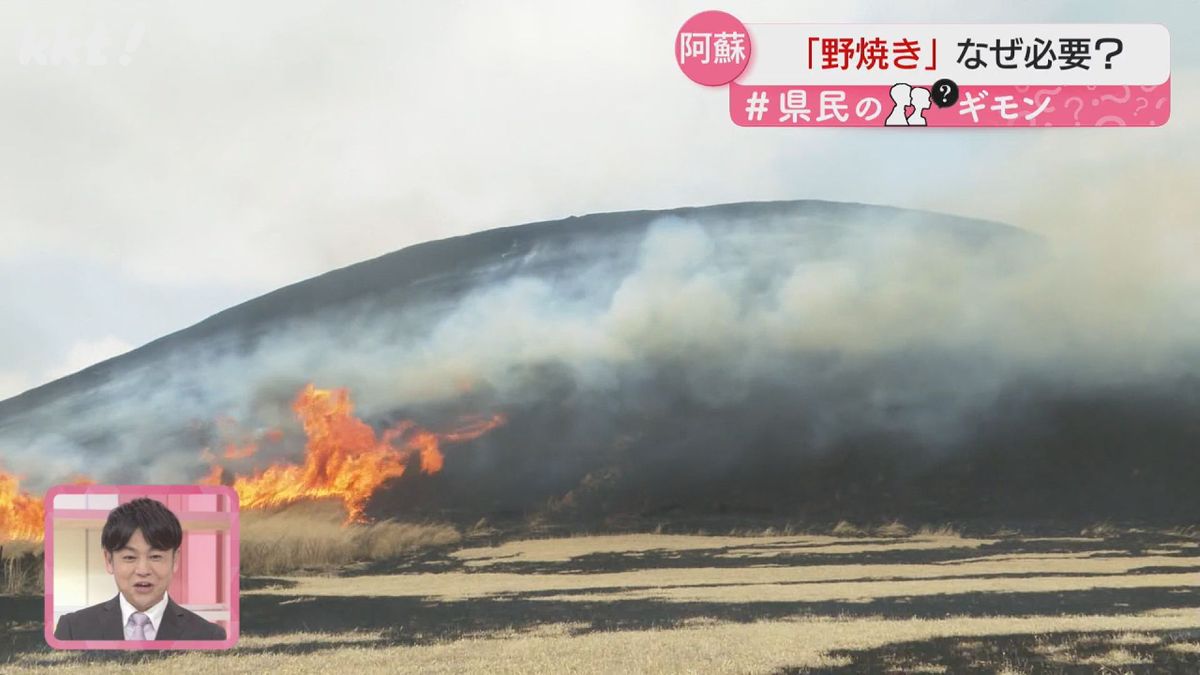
[0,203,1196,496]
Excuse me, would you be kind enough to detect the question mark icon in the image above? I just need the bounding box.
[1095,38,1123,70]
[1064,96,1084,125]
[931,78,959,108]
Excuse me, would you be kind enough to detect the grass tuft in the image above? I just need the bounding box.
[916,524,961,538]
[0,540,44,595]
[831,521,864,537]
[1075,647,1151,666]
[1081,522,1123,538]
[875,520,911,538]
[239,500,461,575]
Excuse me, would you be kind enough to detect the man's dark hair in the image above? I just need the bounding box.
[101,498,183,553]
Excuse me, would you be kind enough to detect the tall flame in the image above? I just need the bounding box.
[212,384,505,521]
[0,470,45,542]
[0,473,93,542]
[0,384,503,540]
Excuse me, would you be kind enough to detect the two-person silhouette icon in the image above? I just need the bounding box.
[885,83,932,126]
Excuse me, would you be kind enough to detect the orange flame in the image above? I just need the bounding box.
[216,384,504,521]
[0,470,45,542]
[223,442,258,460]
[198,464,225,486]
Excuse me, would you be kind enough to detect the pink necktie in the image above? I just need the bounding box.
[128,612,152,640]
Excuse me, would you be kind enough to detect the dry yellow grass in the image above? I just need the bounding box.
[7,612,1199,674]
[916,524,961,538]
[239,500,460,575]
[531,571,1199,605]
[251,561,1200,603]
[1031,637,1074,661]
[263,532,1199,603]
[1032,631,1164,666]
[0,539,43,595]
[1108,632,1163,646]
[0,540,41,557]
[874,520,911,537]
[452,533,782,564]
[1074,647,1152,666]
[6,529,1198,673]
[1081,522,1124,538]
[451,532,993,566]
[1166,642,1200,654]
[831,520,865,536]
[713,535,992,558]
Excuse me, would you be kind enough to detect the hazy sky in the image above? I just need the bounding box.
[0,0,1196,399]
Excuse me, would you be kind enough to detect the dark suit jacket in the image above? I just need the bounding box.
[53,595,226,641]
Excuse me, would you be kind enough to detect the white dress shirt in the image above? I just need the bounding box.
[119,590,169,640]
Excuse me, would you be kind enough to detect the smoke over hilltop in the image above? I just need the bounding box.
[1,200,1196,523]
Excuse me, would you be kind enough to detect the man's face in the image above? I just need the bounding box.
[103,528,178,611]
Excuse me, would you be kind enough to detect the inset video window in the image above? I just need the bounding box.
[44,485,238,650]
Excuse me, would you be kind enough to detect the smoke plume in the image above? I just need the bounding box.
[1,201,1196,522]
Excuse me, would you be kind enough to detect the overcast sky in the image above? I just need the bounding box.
[0,0,1196,399]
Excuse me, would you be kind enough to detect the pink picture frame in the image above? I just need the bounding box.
[42,484,240,650]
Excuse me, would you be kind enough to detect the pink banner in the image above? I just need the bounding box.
[730,81,1169,127]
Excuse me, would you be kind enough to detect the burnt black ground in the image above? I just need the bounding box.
[779,629,1200,674]
[2,527,1198,671]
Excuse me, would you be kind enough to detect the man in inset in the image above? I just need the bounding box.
[53,498,226,641]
